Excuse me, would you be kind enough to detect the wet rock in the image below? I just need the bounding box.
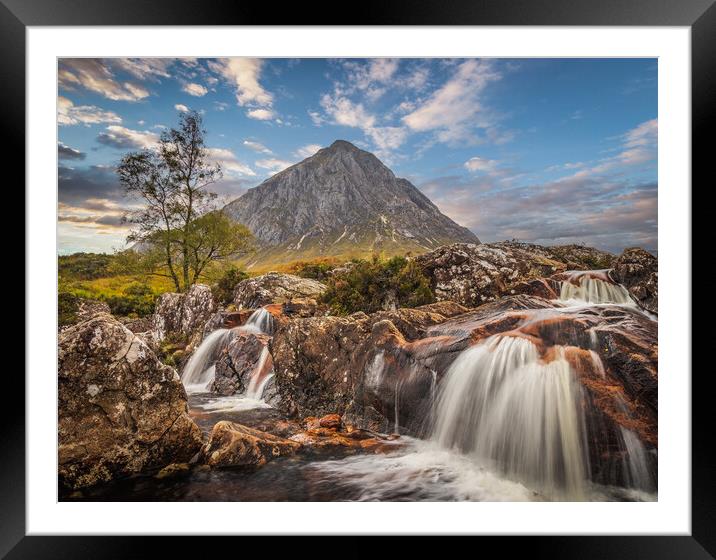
[201,421,301,468]
[318,413,343,430]
[58,314,203,490]
[212,330,273,396]
[612,248,658,314]
[233,272,327,309]
[415,300,470,318]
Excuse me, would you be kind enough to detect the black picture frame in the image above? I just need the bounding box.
[7,0,709,556]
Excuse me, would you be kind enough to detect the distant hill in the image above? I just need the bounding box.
[223,140,479,267]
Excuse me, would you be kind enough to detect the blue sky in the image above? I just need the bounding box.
[58,57,657,254]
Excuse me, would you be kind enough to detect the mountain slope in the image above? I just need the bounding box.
[223,140,479,266]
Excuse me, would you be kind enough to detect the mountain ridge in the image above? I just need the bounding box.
[223,140,479,266]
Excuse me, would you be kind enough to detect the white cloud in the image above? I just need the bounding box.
[577,119,658,176]
[246,108,275,121]
[255,158,293,173]
[174,103,190,112]
[208,58,274,107]
[243,140,273,154]
[206,147,256,177]
[402,59,501,144]
[59,59,150,102]
[58,96,123,127]
[96,125,159,149]
[294,144,322,159]
[464,156,499,173]
[183,83,208,97]
[112,58,173,81]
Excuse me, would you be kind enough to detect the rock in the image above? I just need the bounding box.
[415,242,619,308]
[76,299,112,322]
[233,272,327,309]
[415,300,470,318]
[269,302,464,431]
[58,314,203,490]
[415,243,568,307]
[212,330,273,396]
[201,421,301,468]
[318,413,343,430]
[151,284,216,351]
[120,316,153,334]
[612,248,658,313]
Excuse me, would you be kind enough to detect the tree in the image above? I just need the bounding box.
[116,111,254,291]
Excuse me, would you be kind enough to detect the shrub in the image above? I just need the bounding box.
[58,291,80,327]
[320,255,435,315]
[212,266,249,305]
[289,258,339,281]
[58,253,114,281]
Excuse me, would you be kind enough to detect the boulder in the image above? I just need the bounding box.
[212,330,273,396]
[415,243,568,307]
[233,272,327,309]
[201,421,301,468]
[415,242,619,308]
[120,316,153,334]
[612,248,658,313]
[58,314,203,490]
[151,284,216,348]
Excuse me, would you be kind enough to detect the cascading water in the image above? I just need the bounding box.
[181,328,232,393]
[431,335,590,500]
[244,307,274,334]
[245,346,273,400]
[559,271,633,305]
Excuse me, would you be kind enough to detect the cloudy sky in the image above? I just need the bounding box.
[58,57,657,255]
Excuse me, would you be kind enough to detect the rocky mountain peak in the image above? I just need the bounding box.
[223,140,479,265]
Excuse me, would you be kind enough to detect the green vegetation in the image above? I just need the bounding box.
[58,291,80,327]
[211,265,249,305]
[58,252,114,281]
[289,257,340,281]
[320,255,435,315]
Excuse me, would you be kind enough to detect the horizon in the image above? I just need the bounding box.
[58,57,657,256]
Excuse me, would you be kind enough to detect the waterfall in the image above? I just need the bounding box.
[244,307,274,334]
[431,335,590,500]
[181,328,231,393]
[559,270,633,305]
[245,346,273,399]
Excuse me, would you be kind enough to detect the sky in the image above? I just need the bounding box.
[58,57,657,255]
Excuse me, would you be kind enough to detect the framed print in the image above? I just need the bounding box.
[8,0,710,555]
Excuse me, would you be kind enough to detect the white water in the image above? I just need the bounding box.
[181,329,232,394]
[180,307,275,402]
[559,271,633,305]
[244,307,274,334]
[431,335,590,500]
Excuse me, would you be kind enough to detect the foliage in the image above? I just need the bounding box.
[319,255,435,315]
[288,257,340,281]
[59,277,164,319]
[211,265,250,305]
[58,291,80,327]
[58,253,114,281]
[116,111,254,291]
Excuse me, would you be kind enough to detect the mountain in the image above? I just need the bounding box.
[223,140,479,266]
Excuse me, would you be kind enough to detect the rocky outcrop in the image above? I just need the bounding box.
[58,314,203,490]
[415,242,621,308]
[233,272,327,309]
[612,248,658,313]
[269,304,468,431]
[415,243,569,307]
[212,330,273,396]
[201,421,301,468]
[288,414,401,453]
[151,283,216,350]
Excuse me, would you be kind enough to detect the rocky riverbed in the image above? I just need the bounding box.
[59,242,658,502]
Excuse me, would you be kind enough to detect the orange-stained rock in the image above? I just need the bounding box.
[201,421,301,469]
[318,413,342,430]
